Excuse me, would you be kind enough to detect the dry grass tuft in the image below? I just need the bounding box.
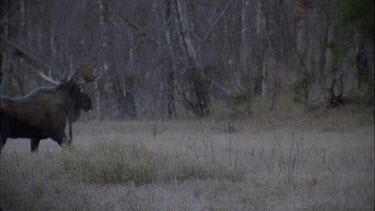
[55,139,244,185]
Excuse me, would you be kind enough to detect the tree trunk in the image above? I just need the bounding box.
[124,30,137,119]
[166,71,176,118]
[96,0,107,114]
[164,0,177,119]
[262,50,267,102]
[0,54,12,96]
[254,0,265,94]
[175,0,209,117]
[238,0,249,91]
[124,75,137,119]
[317,18,330,87]
[175,0,201,70]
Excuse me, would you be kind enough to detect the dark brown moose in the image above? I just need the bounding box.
[0,64,101,152]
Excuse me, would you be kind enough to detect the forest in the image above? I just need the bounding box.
[0,0,374,210]
[1,0,373,119]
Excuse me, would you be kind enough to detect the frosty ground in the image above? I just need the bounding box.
[1,107,374,210]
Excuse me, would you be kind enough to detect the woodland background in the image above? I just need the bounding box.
[1,1,374,209]
[1,0,374,119]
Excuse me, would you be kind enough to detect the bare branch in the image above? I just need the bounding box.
[0,34,52,71]
[197,0,235,53]
[109,0,146,35]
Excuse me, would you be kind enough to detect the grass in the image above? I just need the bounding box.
[55,139,244,185]
[0,137,244,210]
[0,107,374,210]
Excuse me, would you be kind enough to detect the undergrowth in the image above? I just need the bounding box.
[56,140,244,184]
[0,139,244,209]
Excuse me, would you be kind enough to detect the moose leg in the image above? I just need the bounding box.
[68,119,73,144]
[50,128,70,148]
[0,135,8,152]
[30,139,41,152]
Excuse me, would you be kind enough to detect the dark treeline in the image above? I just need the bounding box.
[1,0,374,119]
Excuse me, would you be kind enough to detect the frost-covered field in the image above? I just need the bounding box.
[1,109,374,210]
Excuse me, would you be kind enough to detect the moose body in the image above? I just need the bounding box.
[0,64,100,152]
[1,84,82,151]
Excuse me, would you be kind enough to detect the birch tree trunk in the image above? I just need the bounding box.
[255,0,265,94]
[124,30,137,119]
[96,0,107,114]
[317,18,331,87]
[262,50,267,103]
[175,0,209,116]
[175,0,201,70]
[238,0,249,91]
[163,0,177,119]
[50,25,57,61]
[17,0,26,95]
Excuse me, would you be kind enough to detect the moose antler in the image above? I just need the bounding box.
[37,69,60,85]
[76,64,102,85]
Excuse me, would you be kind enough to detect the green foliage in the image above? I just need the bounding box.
[337,0,374,35]
[228,75,255,110]
[227,92,253,114]
[293,70,311,104]
[230,93,250,105]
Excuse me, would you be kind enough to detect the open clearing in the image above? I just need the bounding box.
[1,109,374,210]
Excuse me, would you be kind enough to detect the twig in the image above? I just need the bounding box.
[197,0,235,53]
[109,0,145,35]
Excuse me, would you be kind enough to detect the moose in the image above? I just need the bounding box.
[0,64,101,152]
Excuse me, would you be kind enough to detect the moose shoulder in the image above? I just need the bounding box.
[0,64,100,152]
